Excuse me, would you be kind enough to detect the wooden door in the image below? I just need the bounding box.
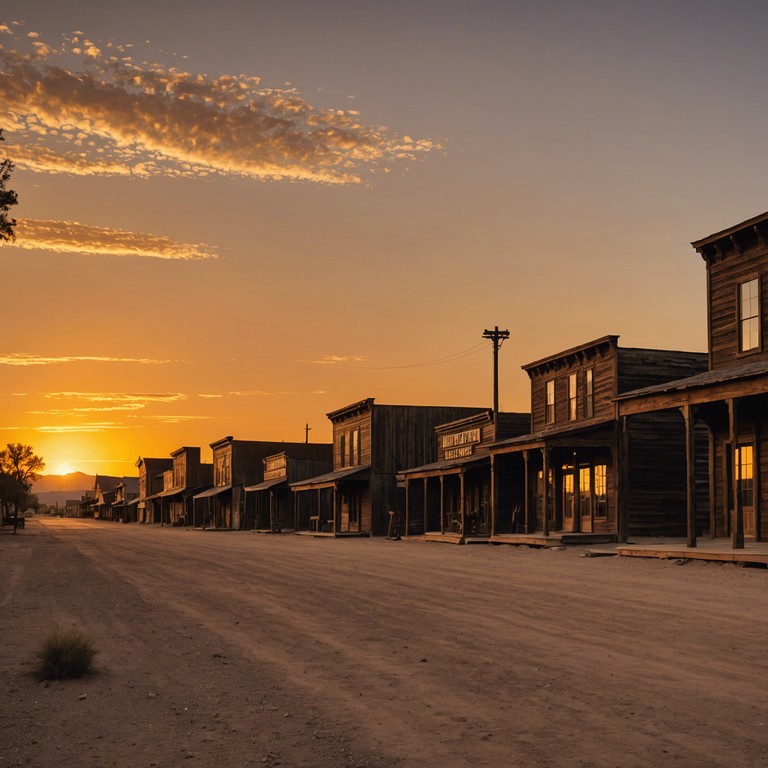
[562,465,576,532]
[735,444,756,537]
[579,465,592,533]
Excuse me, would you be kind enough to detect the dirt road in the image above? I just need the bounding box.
[2,518,768,768]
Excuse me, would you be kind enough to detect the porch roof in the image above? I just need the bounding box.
[490,418,615,453]
[398,453,487,479]
[244,477,285,493]
[192,484,233,500]
[290,465,370,489]
[615,359,768,415]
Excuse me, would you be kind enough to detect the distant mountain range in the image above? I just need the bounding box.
[33,472,97,508]
[34,471,96,493]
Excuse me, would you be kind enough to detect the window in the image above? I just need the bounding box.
[584,369,594,418]
[739,278,760,352]
[594,464,607,517]
[735,444,754,507]
[568,373,577,420]
[351,428,360,466]
[545,380,555,424]
[339,433,346,468]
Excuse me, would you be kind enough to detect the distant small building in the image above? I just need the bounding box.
[193,437,325,529]
[135,457,173,524]
[244,445,333,532]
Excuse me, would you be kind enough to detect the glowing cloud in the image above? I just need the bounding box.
[43,392,187,404]
[0,27,440,185]
[9,219,217,260]
[0,353,172,365]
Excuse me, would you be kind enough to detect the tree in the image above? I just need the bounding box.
[0,443,45,530]
[0,129,18,242]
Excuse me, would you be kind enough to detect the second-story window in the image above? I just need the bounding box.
[350,428,360,466]
[739,278,760,352]
[545,380,555,424]
[339,433,346,468]
[584,369,594,418]
[568,373,577,420]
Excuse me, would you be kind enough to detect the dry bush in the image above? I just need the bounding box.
[35,626,96,680]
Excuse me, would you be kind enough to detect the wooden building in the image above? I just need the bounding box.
[244,445,332,532]
[490,336,708,542]
[152,446,212,526]
[136,457,172,524]
[192,437,329,529]
[290,398,485,536]
[90,475,122,520]
[111,477,139,523]
[616,210,768,547]
[398,410,530,542]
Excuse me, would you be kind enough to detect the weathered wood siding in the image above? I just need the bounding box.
[617,349,709,394]
[332,410,372,470]
[528,347,616,433]
[704,232,768,370]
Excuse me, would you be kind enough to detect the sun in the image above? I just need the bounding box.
[53,462,75,476]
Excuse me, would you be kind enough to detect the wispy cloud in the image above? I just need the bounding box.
[0,353,172,366]
[43,392,187,404]
[0,422,130,433]
[0,26,439,185]
[196,389,328,397]
[303,355,366,365]
[8,219,217,260]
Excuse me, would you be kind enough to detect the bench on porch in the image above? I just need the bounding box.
[2,515,25,529]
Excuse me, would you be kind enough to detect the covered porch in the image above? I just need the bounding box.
[290,466,371,536]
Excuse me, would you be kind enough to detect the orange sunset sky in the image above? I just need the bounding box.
[2,1,768,476]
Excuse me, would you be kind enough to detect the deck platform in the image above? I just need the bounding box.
[614,538,768,566]
[421,532,489,545]
[491,532,616,548]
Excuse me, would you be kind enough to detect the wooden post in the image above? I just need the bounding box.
[459,471,466,537]
[334,485,342,534]
[423,477,428,534]
[615,418,629,544]
[542,447,550,537]
[490,453,497,537]
[682,404,697,548]
[439,475,445,534]
[729,398,745,549]
[523,450,531,534]
[708,428,716,539]
[755,423,762,542]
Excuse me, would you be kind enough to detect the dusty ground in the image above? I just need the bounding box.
[2,518,768,768]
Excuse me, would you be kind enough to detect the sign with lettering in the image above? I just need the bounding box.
[444,445,475,460]
[441,428,481,450]
[264,455,287,481]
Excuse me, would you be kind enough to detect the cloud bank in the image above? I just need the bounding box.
[0,25,439,185]
[9,219,217,260]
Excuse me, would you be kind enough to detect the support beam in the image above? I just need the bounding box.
[729,398,745,549]
[523,450,531,534]
[542,447,550,536]
[682,404,697,548]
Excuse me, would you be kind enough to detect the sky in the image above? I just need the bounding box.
[2,0,768,477]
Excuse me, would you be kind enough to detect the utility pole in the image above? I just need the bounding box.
[483,326,510,439]
[304,423,311,444]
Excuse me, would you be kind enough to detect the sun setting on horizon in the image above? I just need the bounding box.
[5,2,768,476]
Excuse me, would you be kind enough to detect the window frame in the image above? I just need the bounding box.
[738,276,761,354]
[568,373,578,421]
[545,380,556,424]
[584,368,594,419]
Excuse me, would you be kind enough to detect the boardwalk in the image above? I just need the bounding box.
[2,518,768,767]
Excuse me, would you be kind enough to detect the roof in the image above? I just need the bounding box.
[290,465,370,488]
[244,477,285,492]
[192,484,233,499]
[491,417,616,450]
[522,335,619,373]
[615,359,768,401]
[691,209,768,251]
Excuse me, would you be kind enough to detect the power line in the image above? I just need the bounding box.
[324,341,487,370]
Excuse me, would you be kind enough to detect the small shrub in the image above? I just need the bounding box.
[35,626,96,681]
